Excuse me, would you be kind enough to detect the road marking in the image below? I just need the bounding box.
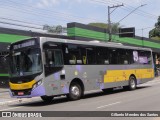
[97,101,121,109]
[0,107,22,111]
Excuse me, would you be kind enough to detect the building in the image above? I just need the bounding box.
[67,22,160,64]
[0,22,160,87]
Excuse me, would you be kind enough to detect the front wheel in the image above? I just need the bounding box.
[41,96,54,103]
[67,83,82,101]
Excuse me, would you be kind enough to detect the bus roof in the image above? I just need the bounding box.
[40,37,152,52]
[10,37,152,52]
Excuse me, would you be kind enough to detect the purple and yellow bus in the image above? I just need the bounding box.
[8,37,154,102]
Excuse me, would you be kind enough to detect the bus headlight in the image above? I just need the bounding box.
[32,80,42,90]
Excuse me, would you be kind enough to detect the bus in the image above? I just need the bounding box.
[8,37,154,102]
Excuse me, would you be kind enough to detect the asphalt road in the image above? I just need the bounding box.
[1,79,160,120]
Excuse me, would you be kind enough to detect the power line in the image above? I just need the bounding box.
[2,0,158,23]
[0,21,43,30]
[118,4,147,23]
[113,0,158,19]
[92,0,158,20]
[136,26,154,30]
[0,0,157,33]
[0,17,43,27]
[5,0,104,23]
[0,0,118,31]
[0,2,101,25]
[0,3,58,25]
[0,4,76,24]
[0,2,102,31]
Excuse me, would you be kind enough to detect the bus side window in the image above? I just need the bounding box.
[67,44,81,65]
[104,60,109,64]
[138,50,152,65]
[44,49,64,76]
[45,50,54,67]
[54,50,63,66]
[45,50,63,67]
[83,56,87,64]
[80,46,87,65]
[109,49,118,64]
[86,47,96,64]
[96,47,109,65]
[69,54,76,64]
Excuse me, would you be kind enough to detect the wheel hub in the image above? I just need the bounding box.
[71,86,80,96]
[130,79,136,88]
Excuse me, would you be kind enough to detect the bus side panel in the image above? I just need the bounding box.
[43,64,154,96]
[43,72,62,96]
[64,65,101,92]
[103,65,154,89]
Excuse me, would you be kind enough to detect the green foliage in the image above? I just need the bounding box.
[151,36,160,40]
[88,22,120,34]
[88,23,108,29]
[43,24,66,34]
[149,16,160,40]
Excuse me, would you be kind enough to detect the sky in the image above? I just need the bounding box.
[0,0,159,38]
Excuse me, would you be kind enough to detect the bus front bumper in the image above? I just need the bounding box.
[9,85,46,98]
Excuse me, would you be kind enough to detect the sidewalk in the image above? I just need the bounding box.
[0,88,40,106]
[0,88,9,93]
[153,76,160,81]
[0,88,18,105]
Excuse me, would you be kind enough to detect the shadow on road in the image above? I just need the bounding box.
[82,86,150,100]
[9,86,150,107]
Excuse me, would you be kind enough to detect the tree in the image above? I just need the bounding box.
[43,24,66,34]
[149,16,160,40]
[88,22,120,34]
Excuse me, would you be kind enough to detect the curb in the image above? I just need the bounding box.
[0,97,40,106]
[0,91,9,93]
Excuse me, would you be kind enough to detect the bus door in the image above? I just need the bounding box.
[43,43,64,95]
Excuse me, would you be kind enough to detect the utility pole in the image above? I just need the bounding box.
[141,26,152,47]
[108,4,123,42]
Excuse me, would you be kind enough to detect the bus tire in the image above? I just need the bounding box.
[124,76,137,90]
[67,82,82,101]
[41,96,54,103]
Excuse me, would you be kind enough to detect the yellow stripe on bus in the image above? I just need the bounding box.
[104,69,154,83]
[9,80,36,90]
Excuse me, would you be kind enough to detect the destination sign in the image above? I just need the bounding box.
[13,40,36,50]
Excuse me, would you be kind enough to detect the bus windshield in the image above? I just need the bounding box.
[10,48,42,77]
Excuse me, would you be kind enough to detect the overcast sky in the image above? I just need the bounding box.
[0,0,159,38]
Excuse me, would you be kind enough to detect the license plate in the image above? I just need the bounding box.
[18,92,24,96]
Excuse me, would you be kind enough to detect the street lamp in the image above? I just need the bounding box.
[118,4,147,23]
[108,4,147,42]
[141,27,153,38]
[141,26,153,47]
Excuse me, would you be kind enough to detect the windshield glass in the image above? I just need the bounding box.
[10,48,42,77]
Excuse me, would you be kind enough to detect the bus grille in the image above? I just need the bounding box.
[11,89,32,96]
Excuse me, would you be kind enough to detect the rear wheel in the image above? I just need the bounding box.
[124,76,137,90]
[67,82,82,101]
[41,96,54,103]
